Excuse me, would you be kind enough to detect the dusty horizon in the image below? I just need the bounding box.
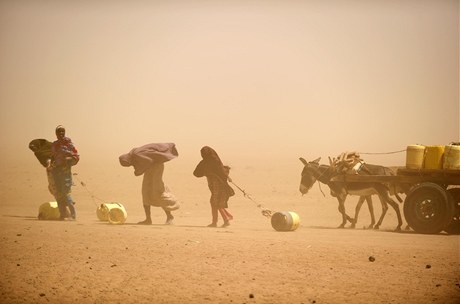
[0,0,459,171]
[1,2,460,303]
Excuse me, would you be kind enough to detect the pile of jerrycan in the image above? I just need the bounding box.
[406,142,460,170]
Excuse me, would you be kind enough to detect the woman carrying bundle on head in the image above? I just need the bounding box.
[193,146,234,228]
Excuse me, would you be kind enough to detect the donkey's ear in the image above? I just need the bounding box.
[312,157,321,164]
[299,157,307,165]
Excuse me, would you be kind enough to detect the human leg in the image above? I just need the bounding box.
[206,192,219,227]
[56,196,68,220]
[67,204,76,220]
[60,190,76,220]
[163,208,174,225]
[52,168,71,220]
[62,174,76,220]
[208,204,218,227]
[138,205,152,224]
[219,208,233,227]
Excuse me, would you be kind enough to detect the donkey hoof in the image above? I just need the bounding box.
[373,225,380,230]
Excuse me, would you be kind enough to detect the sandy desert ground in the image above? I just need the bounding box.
[1,158,459,304]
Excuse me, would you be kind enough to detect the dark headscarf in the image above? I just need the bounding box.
[193,146,230,180]
[29,139,52,167]
[193,146,234,198]
[119,143,178,176]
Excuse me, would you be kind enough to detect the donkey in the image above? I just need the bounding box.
[299,157,403,231]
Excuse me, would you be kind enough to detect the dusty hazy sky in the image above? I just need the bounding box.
[0,0,458,168]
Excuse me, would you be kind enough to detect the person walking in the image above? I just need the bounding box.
[47,125,79,220]
[193,146,234,227]
[119,143,180,225]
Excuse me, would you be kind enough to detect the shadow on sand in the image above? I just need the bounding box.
[305,225,452,236]
[3,214,39,220]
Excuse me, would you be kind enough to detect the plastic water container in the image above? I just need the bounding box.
[108,204,127,224]
[424,145,445,169]
[96,203,112,221]
[38,201,69,220]
[271,211,301,231]
[443,144,460,170]
[96,203,127,224]
[406,145,425,169]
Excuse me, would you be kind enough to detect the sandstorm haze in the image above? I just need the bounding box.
[0,0,459,168]
[1,2,460,303]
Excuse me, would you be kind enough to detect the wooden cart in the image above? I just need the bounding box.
[330,169,460,234]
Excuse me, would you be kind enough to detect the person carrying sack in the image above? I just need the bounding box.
[119,143,180,225]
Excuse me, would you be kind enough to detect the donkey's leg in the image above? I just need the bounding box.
[351,196,366,229]
[337,198,349,228]
[384,195,403,231]
[337,196,353,228]
[366,196,376,229]
[374,195,388,230]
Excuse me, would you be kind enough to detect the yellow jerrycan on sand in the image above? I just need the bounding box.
[271,211,301,231]
[38,201,69,220]
[96,203,127,224]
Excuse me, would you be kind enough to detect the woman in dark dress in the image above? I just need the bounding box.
[193,146,234,227]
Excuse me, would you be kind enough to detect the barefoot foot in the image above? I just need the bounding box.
[165,216,174,225]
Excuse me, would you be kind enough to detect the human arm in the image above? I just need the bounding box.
[193,161,206,177]
[223,165,232,182]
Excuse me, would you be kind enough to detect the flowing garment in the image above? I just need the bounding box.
[142,162,179,211]
[193,146,234,224]
[119,143,180,212]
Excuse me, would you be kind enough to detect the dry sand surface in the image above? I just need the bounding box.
[1,159,459,303]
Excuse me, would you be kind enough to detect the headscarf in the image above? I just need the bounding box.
[55,125,65,133]
[119,143,179,176]
[193,146,229,180]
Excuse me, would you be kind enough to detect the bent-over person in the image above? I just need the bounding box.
[119,143,180,225]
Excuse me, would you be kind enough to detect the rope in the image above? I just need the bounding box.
[358,149,406,155]
[72,172,105,208]
[229,180,274,218]
[308,164,329,197]
[317,182,326,197]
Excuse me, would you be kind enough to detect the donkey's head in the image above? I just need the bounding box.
[299,157,321,195]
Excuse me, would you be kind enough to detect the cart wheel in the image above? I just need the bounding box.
[404,182,454,234]
[443,188,460,235]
